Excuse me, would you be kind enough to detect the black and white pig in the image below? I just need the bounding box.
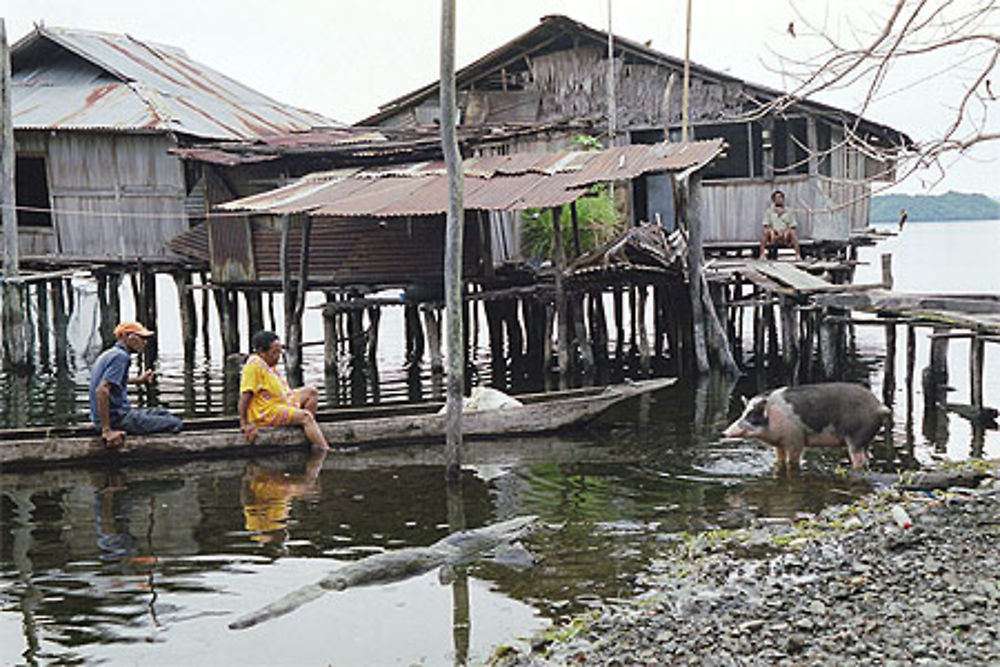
[723,382,891,470]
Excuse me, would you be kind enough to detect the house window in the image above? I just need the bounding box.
[693,123,752,179]
[15,156,52,228]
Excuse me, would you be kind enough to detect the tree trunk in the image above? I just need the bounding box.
[1,20,27,371]
[440,0,464,481]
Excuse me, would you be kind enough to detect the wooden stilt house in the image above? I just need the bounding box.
[359,14,913,248]
[7,25,332,268]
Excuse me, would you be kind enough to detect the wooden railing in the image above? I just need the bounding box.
[700,175,871,242]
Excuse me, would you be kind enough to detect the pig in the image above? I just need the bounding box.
[723,382,891,470]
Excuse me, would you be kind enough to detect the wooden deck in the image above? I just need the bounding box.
[704,254,998,424]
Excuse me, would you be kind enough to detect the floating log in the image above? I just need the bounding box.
[852,468,992,492]
[228,515,538,630]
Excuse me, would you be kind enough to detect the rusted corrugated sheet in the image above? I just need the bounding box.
[250,217,479,285]
[565,142,723,187]
[169,148,280,166]
[11,26,334,139]
[219,139,725,217]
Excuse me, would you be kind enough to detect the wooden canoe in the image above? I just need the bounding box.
[0,378,676,469]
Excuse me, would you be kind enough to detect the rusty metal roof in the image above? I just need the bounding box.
[219,139,724,217]
[11,26,334,139]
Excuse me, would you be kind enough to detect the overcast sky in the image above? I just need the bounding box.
[5,0,998,194]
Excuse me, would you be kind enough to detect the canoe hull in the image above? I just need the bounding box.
[0,378,674,468]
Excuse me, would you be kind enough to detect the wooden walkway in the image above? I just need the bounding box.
[704,256,999,423]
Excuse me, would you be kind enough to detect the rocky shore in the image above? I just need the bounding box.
[493,462,1000,666]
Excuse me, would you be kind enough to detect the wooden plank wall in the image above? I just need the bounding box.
[699,176,870,242]
[47,133,186,258]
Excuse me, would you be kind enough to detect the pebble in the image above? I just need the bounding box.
[491,469,1000,666]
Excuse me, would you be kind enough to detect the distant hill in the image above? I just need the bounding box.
[871,191,1000,222]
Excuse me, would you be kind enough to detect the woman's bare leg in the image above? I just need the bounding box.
[289,409,329,450]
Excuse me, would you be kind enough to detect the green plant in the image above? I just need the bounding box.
[520,184,624,262]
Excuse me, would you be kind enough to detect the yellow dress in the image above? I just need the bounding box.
[239,354,303,426]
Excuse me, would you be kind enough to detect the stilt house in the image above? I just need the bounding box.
[8,25,332,267]
[360,15,912,245]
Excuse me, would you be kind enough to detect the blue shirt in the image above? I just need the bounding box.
[89,341,133,427]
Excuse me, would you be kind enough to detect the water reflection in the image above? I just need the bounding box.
[240,449,327,554]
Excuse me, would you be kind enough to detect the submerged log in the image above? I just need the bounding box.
[229,515,538,630]
[851,468,992,492]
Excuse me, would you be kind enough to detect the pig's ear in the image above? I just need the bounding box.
[740,395,749,408]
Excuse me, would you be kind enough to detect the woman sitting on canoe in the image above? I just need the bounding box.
[239,330,329,451]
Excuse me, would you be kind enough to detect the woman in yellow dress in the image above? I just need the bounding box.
[238,330,329,450]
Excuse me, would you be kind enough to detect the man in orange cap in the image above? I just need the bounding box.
[89,321,182,446]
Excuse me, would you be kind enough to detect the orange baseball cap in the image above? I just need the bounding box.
[114,321,155,337]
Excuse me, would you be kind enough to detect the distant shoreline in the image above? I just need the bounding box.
[871,191,1000,223]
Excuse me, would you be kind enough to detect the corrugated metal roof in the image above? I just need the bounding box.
[218,139,724,217]
[11,26,334,139]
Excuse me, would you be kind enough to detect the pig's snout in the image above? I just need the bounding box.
[723,421,745,438]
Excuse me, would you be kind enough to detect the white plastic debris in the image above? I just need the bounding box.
[437,386,524,414]
[891,505,913,529]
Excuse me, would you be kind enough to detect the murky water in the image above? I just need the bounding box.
[1,220,997,665]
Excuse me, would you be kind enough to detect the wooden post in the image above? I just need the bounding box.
[542,302,554,386]
[819,308,837,378]
[35,281,50,365]
[422,305,444,374]
[800,306,816,381]
[881,253,893,289]
[883,322,897,407]
[590,290,609,369]
[266,289,277,333]
[570,201,582,257]
[806,117,819,177]
[485,300,504,385]
[51,278,69,370]
[140,270,158,367]
[199,273,212,360]
[441,0,465,480]
[924,327,949,410]
[366,306,381,369]
[246,290,264,346]
[613,286,625,359]
[905,323,916,415]
[503,299,525,384]
[762,116,775,180]
[628,286,639,356]
[681,0,692,141]
[1,19,28,371]
[348,301,366,403]
[573,294,595,379]
[637,286,651,375]
[213,288,235,357]
[779,296,798,370]
[173,272,197,363]
[107,272,121,333]
[653,286,665,360]
[970,335,984,412]
[405,303,425,366]
[323,292,338,374]
[284,215,311,387]
[552,206,569,387]
[684,175,710,374]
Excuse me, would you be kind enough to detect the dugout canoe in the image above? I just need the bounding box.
[0,378,675,469]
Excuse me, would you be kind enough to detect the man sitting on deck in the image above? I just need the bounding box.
[89,321,183,446]
[760,189,802,260]
[239,330,329,451]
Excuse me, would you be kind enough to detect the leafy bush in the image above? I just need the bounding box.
[520,184,625,262]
